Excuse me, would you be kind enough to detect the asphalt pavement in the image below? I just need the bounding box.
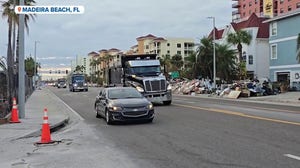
[0,86,299,167]
[1,87,299,141]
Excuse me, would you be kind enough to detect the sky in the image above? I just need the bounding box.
[0,0,233,68]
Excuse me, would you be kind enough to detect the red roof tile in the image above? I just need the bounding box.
[136,34,157,40]
[230,13,269,38]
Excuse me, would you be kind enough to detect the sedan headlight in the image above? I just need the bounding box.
[108,106,123,111]
[136,86,144,92]
[146,103,154,110]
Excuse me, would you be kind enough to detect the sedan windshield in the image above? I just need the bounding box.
[108,88,143,99]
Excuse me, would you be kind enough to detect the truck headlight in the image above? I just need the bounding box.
[73,83,78,87]
[136,86,144,92]
[167,84,172,90]
[84,83,88,86]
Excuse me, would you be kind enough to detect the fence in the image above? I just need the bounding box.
[0,72,34,119]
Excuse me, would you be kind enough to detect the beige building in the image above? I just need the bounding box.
[135,34,195,61]
[39,67,71,81]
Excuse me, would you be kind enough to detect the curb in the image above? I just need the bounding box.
[15,117,70,140]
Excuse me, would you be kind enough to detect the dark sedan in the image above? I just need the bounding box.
[94,87,154,124]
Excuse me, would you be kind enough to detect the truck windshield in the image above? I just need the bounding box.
[73,76,85,82]
[129,66,161,75]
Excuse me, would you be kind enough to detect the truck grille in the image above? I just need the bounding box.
[77,82,84,87]
[144,79,166,92]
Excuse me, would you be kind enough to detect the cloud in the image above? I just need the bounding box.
[1,0,233,68]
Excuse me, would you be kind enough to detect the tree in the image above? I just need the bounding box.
[227,30,252,62]
[196,37,213,79]
[170,54,183,71]
[1,0,36,103]
[25,57,39,77]
[74,65,85,73]
[215,44,237,82]
[297,33,300,63]
[183,51,198,79]
[159,54,171,73]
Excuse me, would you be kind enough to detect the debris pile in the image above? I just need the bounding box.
[170,78,281,99]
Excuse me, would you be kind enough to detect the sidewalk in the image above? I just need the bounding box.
[0,87,69,141]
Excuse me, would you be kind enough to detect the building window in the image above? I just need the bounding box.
[280,8,284,13]
[177,51,181,55]
[167,50,170,54]
[177,43,181,48]
[271,44,277,59]
[248,55,253,65]
[242,51,247,61]
[249,2,252,7]
[288,5,292,11]
[297,3,300,8]
[167,43,170,47]
[270,22,277,36]
[255,0,258,4]
[145,45,149,49]
[280,0,284,4]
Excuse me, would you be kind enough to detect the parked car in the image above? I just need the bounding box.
[94,87,154,124]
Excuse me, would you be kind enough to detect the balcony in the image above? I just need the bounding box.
[232,10,240,15]
[232,2,240,8]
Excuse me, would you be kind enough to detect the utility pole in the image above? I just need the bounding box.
[207,16,216,89]
[18,0,25,118]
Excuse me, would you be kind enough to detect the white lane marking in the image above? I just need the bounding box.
[284,154,300,161]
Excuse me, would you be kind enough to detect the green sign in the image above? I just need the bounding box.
[171,71,179,79]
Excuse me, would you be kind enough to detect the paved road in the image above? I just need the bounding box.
[50,87,300,168]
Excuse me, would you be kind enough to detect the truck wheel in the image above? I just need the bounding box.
[163,101,172,105]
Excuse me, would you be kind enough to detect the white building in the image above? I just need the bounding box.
[211,13,270,80]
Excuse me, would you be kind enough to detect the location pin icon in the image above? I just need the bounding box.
[17,7,21,12]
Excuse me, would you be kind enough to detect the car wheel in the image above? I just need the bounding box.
[105,110,112,125]
[95,105,101,118]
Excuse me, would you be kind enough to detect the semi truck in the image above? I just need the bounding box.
[107,54,172,105]
[69,73,88,92]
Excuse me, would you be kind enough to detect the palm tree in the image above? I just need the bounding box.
[215,44,237,82]
[159,54,171,74]
[196,37,213,79]
[183,51,198,79]
[296,33,300,63]
[227,30,252,62]
[1,0,36,103]
[170,54,183,71]
[74,65,85,73]
[25,57,39,77]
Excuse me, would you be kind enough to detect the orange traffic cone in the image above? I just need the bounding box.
[10,97,20,123]
[37,108,54,144]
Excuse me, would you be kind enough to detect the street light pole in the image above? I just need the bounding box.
[207,16,216,89]
[34,41,39,88]
[18,0,25,118]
